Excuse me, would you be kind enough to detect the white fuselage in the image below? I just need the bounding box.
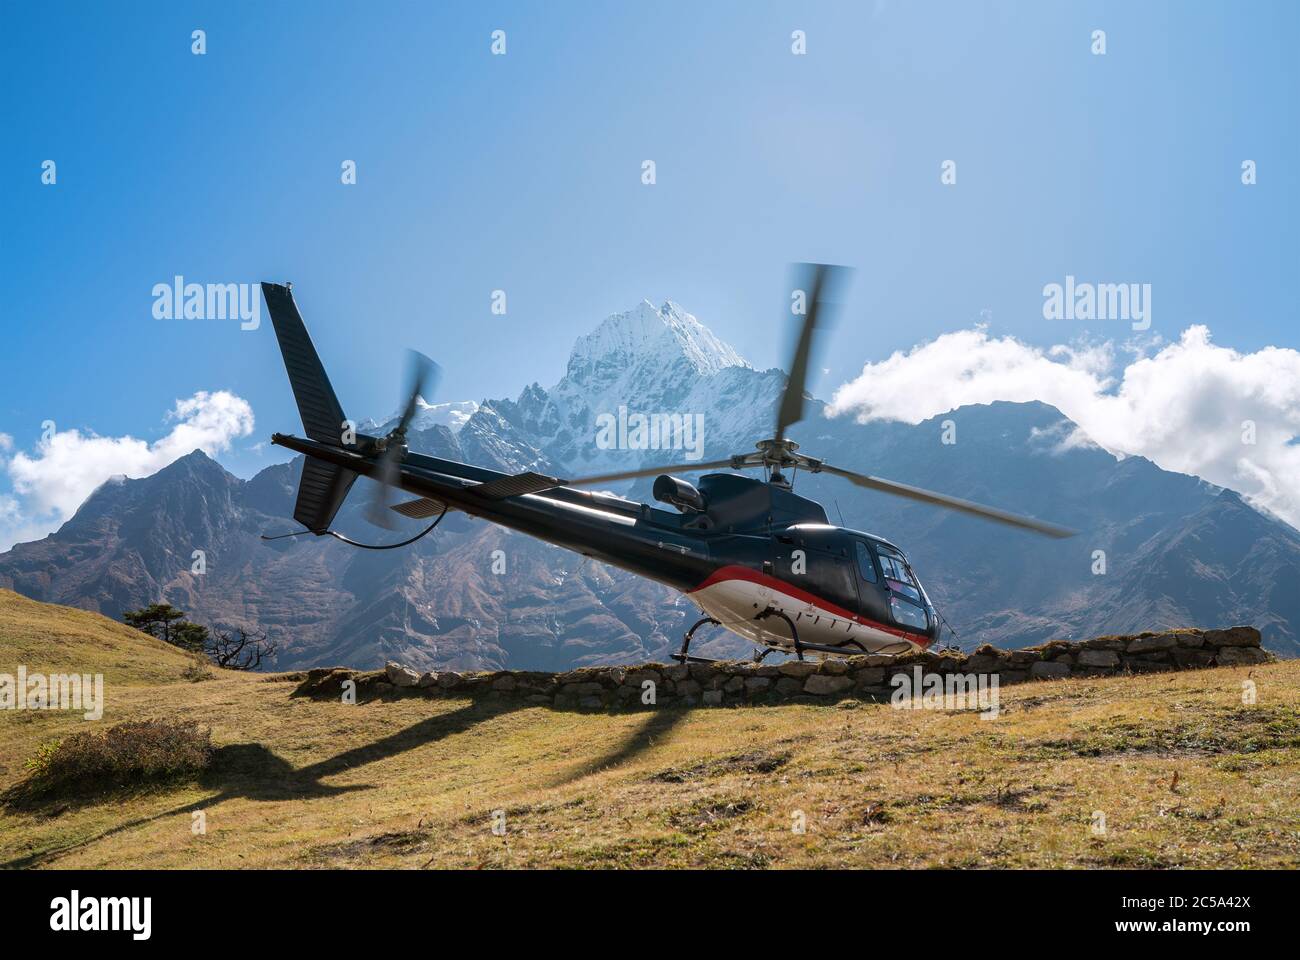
[687,566,928,657]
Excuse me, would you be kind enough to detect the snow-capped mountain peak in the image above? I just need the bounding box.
[360,398,480,435]
[471,299,781,480]
[565,300,748,381]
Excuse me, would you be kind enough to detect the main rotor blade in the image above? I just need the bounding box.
[775,263,848,443]
[562,458,739,489]
[818,464,1077,539]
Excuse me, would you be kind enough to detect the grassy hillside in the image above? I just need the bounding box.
[1,593,1298,869]
[0,588,197,684]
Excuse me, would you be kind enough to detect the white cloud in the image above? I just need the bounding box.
[1,391,254,549]
[0,493,51,551]
[828,325,1300,530]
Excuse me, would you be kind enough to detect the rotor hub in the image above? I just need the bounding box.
[722,438,825,487]
[735,438,823,473]
[756,437,798,457]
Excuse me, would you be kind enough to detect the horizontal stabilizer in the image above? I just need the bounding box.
[391,496,448,519]
[469,471,565,500]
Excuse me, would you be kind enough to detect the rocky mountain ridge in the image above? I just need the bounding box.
[2,301,1297,668]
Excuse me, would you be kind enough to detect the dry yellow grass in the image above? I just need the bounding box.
[0,589,195,684]
[2,590,1298,869]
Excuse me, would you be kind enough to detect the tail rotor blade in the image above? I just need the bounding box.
[365,446,402,529]
[396,350,439,435]
[366,349,440,530]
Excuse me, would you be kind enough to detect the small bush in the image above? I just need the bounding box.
[181,656,214,682]
[5,719,213,805]
[25,740,63,775]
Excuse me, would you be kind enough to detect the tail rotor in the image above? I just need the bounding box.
[365,350,439,529]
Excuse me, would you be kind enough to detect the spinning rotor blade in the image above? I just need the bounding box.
[365,448,403,529]
[365,350,441,530]
[775,263,848,443]
[818,464,1077,539]
[395,350,438,434]
[562,458,739,489]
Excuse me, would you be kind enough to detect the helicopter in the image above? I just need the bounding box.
[261,266,1075,663]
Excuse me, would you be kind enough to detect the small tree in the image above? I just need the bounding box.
[205,627,277,671]
[171,621,211,653]
[122,603,188,646]
[123,605,272,670]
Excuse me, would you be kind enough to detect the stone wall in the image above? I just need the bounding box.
[292,626,1270,709]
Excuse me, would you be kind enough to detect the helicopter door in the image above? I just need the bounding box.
[852,540,892,625]
[775,532,861,620]
[769,532,798,616]
[768,530,808,629]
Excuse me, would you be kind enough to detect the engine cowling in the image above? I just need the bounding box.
[653,475,707,513]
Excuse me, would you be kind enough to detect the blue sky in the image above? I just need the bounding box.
[2,0,1297,543]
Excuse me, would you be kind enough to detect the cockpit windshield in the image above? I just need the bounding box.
[876,548,922,603]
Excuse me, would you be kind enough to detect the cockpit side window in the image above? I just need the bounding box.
[854,540,878,583]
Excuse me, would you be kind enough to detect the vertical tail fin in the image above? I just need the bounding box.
[261,282,348,445]
[261,282,357,533]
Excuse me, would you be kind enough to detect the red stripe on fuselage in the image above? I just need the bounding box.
[689,564,933,648]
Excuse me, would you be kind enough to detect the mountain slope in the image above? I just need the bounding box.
[0,449,698,672]
[0,589,195,684]
[1,303,1297,667]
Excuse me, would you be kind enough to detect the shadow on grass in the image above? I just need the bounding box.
[200,699,519,801]
[3,696,696,868]
[545,706,693,787]
[1,699,515,868]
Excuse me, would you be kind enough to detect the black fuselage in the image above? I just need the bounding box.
[271,432,940,649]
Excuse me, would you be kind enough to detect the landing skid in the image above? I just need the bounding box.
[755,606,869,661]
[674,607,871,664]
[671,616,723,663]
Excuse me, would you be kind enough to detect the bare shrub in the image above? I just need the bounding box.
[181,656,214,682]
[5,719,213,806]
